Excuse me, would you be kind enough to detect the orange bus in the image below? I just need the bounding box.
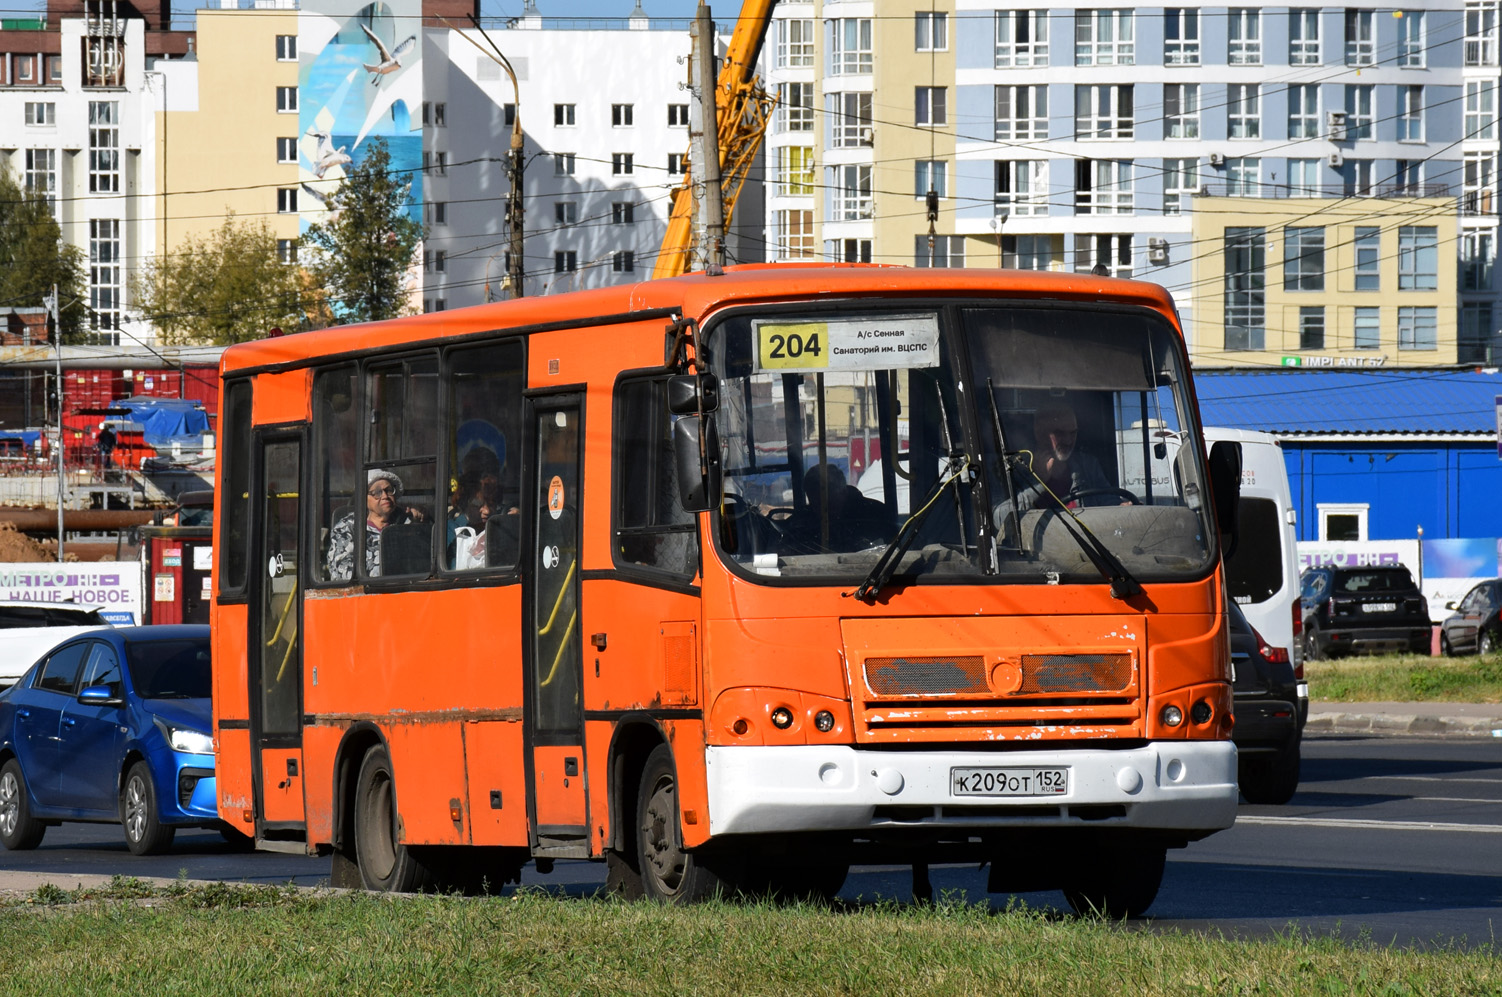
[211,265,1243,916]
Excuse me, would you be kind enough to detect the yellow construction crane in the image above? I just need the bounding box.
[652,0,778,279]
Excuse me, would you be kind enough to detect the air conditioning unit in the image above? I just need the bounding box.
[1147,237,1170,266]
[1326,110,1348,142]
[1208,152,1226,167]
[1328,151,1344,168]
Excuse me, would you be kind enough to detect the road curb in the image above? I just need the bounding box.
[1305,710,1502,738]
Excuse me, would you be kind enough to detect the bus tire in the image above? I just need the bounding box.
[353,744,433,893]
[1061,843,1166,919]
[635,744,732,903]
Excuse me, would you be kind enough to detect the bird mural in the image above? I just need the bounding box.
[360,23,416,85]
[307,128,352,179]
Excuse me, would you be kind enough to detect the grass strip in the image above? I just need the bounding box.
[1306,653,1502,704]
[0,880,1496,996]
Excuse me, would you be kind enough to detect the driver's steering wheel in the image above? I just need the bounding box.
[1064,487,1140,506]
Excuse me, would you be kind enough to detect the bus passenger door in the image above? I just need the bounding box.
[527,397,589,854]
[248,434,307,837]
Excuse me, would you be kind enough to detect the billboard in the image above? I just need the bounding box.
[0,564,143,626]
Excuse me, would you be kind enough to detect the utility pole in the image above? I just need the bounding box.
[44,285,63,562]
[690,3,725,273]
[458,14,526,299]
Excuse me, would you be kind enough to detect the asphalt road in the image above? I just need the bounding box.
[3,733,1498,948]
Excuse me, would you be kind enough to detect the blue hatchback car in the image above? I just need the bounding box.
[0,625,223,855]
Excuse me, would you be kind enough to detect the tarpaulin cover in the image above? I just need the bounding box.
[109,397,211,449]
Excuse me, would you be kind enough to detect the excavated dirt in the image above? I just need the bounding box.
[0,522,57,562]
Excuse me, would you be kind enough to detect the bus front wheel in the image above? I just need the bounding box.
[636,744,733,903]
[353,744,433,893]
[1061,843,1166,919]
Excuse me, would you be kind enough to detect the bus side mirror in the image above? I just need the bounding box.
[673,415,721,513]
[667,373,719,415]
[1207,440,1242,559]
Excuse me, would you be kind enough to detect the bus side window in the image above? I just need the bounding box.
[364,356,440,579]
[312,366,359,583]
[613,376,699,579]
[444,341,524,573]
[220,379,253,595]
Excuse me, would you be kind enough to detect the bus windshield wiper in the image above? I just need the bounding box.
[984,380,1023,554]
[849,456,969,603]
[1012,461,1143,600]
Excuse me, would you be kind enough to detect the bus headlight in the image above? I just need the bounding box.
[1160,705,1184,728]
[770,707,794,729]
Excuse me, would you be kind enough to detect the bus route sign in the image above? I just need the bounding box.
[754,315,940,373]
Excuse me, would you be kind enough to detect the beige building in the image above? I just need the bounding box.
[152,8,301,262]
[1191,197,1460,368]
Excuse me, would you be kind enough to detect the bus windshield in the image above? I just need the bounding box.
[711,303,1217,587]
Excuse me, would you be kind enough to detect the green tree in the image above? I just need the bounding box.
[131,214,315,345]
[0,165,86,342]
[303,138,424,324]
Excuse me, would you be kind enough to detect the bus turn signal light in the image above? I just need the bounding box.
[770,707,794,729]
[1190,700,1213,725]
[814,710,835,732]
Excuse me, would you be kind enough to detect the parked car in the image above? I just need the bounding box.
[1299,564,1432,660]
[1440,579,1502,656]
[0,625,224,855]
[1229,601,1305,805]
[0,602,113,689]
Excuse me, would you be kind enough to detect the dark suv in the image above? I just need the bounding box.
[1299,565,1432,660]
[1229,601,1304,804]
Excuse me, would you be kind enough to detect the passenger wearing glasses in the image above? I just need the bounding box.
[326,468,427,580]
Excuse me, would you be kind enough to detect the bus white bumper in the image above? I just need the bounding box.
[704,742,1238,836]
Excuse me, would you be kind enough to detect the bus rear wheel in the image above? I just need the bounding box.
[636,744,733,903]
[1061,843,1166,919]
[353,744,433,893]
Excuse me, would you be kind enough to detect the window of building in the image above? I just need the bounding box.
[1283,226,1325,290]
[668,152,688,176]
[1346,84,1375,140]
[1398,306,1438,350]
[915,235,966,268]
[1460,301,1496,363]
[1466,0,1499,65]
[830,18,874,75]
[612,153,633,175]
[1465,151,1496,214]
[1353,306,1381,348]
[1075,84,1134,139]
[1398,10,1425,66]
[995,9,1049,67]
[1164,8,1200,65]
[1318,503,1368,541]
[995,85,1048,141]
[1354,227,1380,290]
[777,18,815,67]
[277,188,298,213]
[1288,84,1319,139]
[1224,227,1266,350]
[433,102,446,126]
[1345,9,1375,65]
[830,164,873,220]
[1394,159,1424,193]
[1227,158,1261,196]
[611,202,636,225]
[1299,306,1326,350]
[668,103,689,127]
[1164,83,1199,139]
[16,55,33,81]
[555,201,578,225]
[1288,158,1321,197]
[24,148,56,209]
[1289,9,1321,64]
[830,91,874,147]
[1397,85,1424,142]
[277,239,297,264]
[276,34,297,61]
[1398,226,1439,289]
[1075,233,1132,278]
[1075,159,1133,215]
[24,102,55,126]
[916,11,948,50]
[431,201,447,225]
[776,209,815,259]
[1163,158,1199,214]
[88,219,121,344]
[612,103,633,127]
[88,101,118,194]
[828,239,873,263]
[277,137,297,163]
[277,86,298,113]
[777,146,814,196]
[1463,230,1494,290]
[778,82,814,132]
[916,87,948,126]
[554,251,577,273]
[1467,81,1497,140]
[554,153,575,176]
[554,103,576,126]
[612,251,635,273]
[434,151,447,175]
[1228,9,1262,64]
[915,160,948,199]
[1228,84,1261,139]
[433,251,446,273]
[1075,9,1134,66]
[1002,234,1061,270]
[1344,158,1375,196]
[46,55,61,82]
[995,160,1049,216]
[612,376,699,578]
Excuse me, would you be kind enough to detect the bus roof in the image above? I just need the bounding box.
[219,265,1180,375]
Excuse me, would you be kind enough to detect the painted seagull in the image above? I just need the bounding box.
[306,128,352,179]
[360,23,416,85]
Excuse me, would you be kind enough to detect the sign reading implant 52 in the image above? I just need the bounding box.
[754,315,941,372]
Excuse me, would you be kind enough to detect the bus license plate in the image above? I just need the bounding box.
[951,767,1068,797]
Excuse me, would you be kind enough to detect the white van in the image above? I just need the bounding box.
[0,603,112,688]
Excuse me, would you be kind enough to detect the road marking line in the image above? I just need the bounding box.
[1364,776,1502,785]
[1237,815,1502,834]
[1414,796,1501,804]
